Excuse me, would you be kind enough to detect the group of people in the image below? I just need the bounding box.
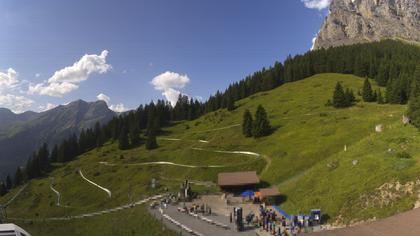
[186,203,212,215]
[255,205,305,236]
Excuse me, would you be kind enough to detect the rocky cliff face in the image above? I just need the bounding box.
[313,0,420,50]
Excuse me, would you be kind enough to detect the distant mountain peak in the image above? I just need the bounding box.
[313,0,420,49]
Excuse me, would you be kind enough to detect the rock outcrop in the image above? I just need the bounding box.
[313,0,420,50]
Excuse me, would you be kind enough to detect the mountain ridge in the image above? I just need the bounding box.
[314,0,420,49]
[0,100,116,178]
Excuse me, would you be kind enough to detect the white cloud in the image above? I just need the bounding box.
[0,94,34,113]
[96,93,128,113]
[0,68,19,92]
[301,0,331,10]
[97,93,111,104]
[38,103,57,112]
[0,68,34,113]
[28,82,79,97]
[151,71,190,106]
[28,50,111,97]
[35,73,41,78]
[109,103,128,113]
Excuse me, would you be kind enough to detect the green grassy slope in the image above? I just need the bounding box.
[1,73,419,235]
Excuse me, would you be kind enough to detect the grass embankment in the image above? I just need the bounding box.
[1,73,418,234]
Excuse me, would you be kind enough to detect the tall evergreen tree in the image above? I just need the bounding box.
[377,90,385,104]
[50,145,59,163]
[129,125,141,146]
[38,143,50,174]
[0,182,6,196]
[344,88,356,106]
[332,82,347,108]
[14,167,23,186]
[226,96,235,111]
[362,78,375,102]
[408,65,420,129]
[5,175,12,190]
[118,125,130,150]
[146,129,158,150]
[252,105,272,138]
[242,109,253,137]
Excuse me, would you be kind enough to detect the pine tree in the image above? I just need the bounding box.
[242,109,253,137]
[227,96,235,111]
[5,175,12,190]
[344,88,355,107]
[408,65,420,129]
[146,130,158,150]
[362,78,374,102]
[14,167,23,186]
[129,125,141,147]
[50,145,59,163]
[332,82,347,108]
[377,90,385,104]
[252,105,272,138]
[118,125,130,150]
[0,182,6,196]
[38,143,50,174]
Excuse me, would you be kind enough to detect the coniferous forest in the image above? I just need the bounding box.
[2,40,420,195]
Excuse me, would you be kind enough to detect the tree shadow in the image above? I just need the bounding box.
[321,213,331,224]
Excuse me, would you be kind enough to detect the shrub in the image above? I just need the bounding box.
[396,151,411,159]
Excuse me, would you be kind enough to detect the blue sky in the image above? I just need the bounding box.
[0,0,330,113]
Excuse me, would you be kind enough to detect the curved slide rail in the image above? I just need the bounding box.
[8,194,164,222]
[2,184,28,207]
[49,181,61,206]
[99,161,227,168]
[192,124,240,133]
[78,169,112,198]
[192,147,261,157]
[159,137,210,143]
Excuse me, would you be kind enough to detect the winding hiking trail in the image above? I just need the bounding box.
[8,195,164,222]
[99,161,228,168]
[78,169,112,198]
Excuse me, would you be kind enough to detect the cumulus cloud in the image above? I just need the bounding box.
[96,93,128,113]
[301,0,331,10]
[151,71,190,106]
[28,50,111,97]
[0,68,19,92]
[96,93,111,104]
[0,68,34,113]
[28,82,79,97]
[109,103,128,113]
[0,94,34,113]
[38,103,57,112]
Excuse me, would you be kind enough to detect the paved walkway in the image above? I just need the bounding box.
[310,207,420,236]
[149,204,257,236]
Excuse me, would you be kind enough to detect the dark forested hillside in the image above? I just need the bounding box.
[0,100,115,178]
